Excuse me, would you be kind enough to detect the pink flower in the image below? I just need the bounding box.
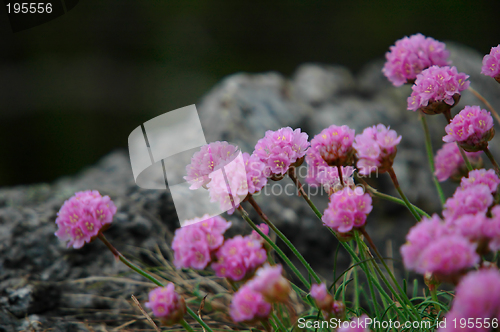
[145,283,186,326]
[407,66,469,113]
[443,184,493,221]
[54,190,117,249]
[211,235,267,281]
[337,314,371,332]
[322,187,372,233]
[249,223,270,241]
[229,284,271,323]
[383,33,450,86]
[253,127,310,176]
[434,143,483,182]
[310,283,333,310]
[353,124,402,175]
[243,153,268,194]
[438,269,500,332]
[443,105,495,152]
[172,215,231,270]
[247,264,291,303]
[460,168,500,193]
[184,141,239,190]
[445,213,488,242]
[309,125,355,167]
[481,45,500,81]
[485,206,500,252]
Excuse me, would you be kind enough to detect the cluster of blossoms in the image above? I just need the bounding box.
[434,142,482,182]
[253,127,309,176]
[407,65,469,113]
[353,124,402,175]
[310,283,345,319]
[382,33,450,86]
[243,152,268,194]
[308,125,355,167]
[438,269,500,331]
[443,105,495,152]
[55,190,117,249]
[230,264,291,322]
[172,215,231,270]
[322,187,373,234]
[145,283,186,326]
[481,44,500,82]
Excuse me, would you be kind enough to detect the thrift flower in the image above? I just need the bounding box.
[407,66,469,114]
[353,124,402,175]
[383,33,450,86]
[184,141,239,190]
[145,284,186,326]
[443,105,495,152]
[248,264,291,303]
[310,283,333,312]
[481,44,500,83]
[243,152,268,194]
[460,168,500,193]
[434,143,482,182]
[438,269,500,332]
[229,284,271,323]
[212,235,267,281]
[309,125,355,167]
[322,187,372,233]
[442,184,493,221]
[485,206,500,252]
[54,190,117,249]
[172,215,231,270]
[253,127,309,176]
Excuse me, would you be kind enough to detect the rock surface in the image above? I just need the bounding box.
[2,43,500,330]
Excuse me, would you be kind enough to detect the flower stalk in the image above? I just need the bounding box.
[388,167,421,221]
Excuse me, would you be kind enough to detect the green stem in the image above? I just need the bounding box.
[484,146,500,176]
[98,234,214,332]
[247,195,321,284]
[288,168,323,219]
[180,318,195,332]
[388,167,421,221]
[419,114,446,205]
[237,206,311,289]
[352,241,360,310]
[354,231,380,318]
[458,145,473,171]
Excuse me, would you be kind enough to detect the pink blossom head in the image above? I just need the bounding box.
[353,124,402,175]
[145,283,186,326]
[481,45,500,83]
[54,190,117,249]
[248,264,291,303]
[309,125,355,167]
[443,184,493,221]
[230,284,271,323]
[184,141,239,190]
[443,105,495,152]
[438,269,500,332]
[172,215,231,270]
[445,213,488,243]
[337,314,371,332]
[211,235,267,281]
[434,143,483,182]
[253,127,310,176]
[243,152,268,194]
[460,168,500,193]
[407,65,469,114]
[310,283,334,312]
[322,187,372,233]
[486,206,500,252]
[383,33,450,86]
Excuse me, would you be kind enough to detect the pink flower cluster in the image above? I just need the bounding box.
[253,127,310,176]
[407,66,469,113]
[243,152,268,194]
[145,283,186,326]
[172,215,231,270]
[322,187,373,233]
[353,124,402,175]
[229,284,271,323]
[55,190,117,249]
[438,269,500,332]
[305,148,355,192]
[211,233,267,281]
[434,143,482,182]
[310,283,345,318]
[443,184,493,220]
[460,168,500,193]
[383,33,450,87]
[443,105,495,152]
[400,215,479,278]
[481,45,500,80]
[184,141,239,190]
[309,125,355,167]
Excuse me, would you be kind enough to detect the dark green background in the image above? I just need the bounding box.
[1,0,499,186]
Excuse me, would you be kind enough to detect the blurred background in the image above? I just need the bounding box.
[0,0,499,186]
